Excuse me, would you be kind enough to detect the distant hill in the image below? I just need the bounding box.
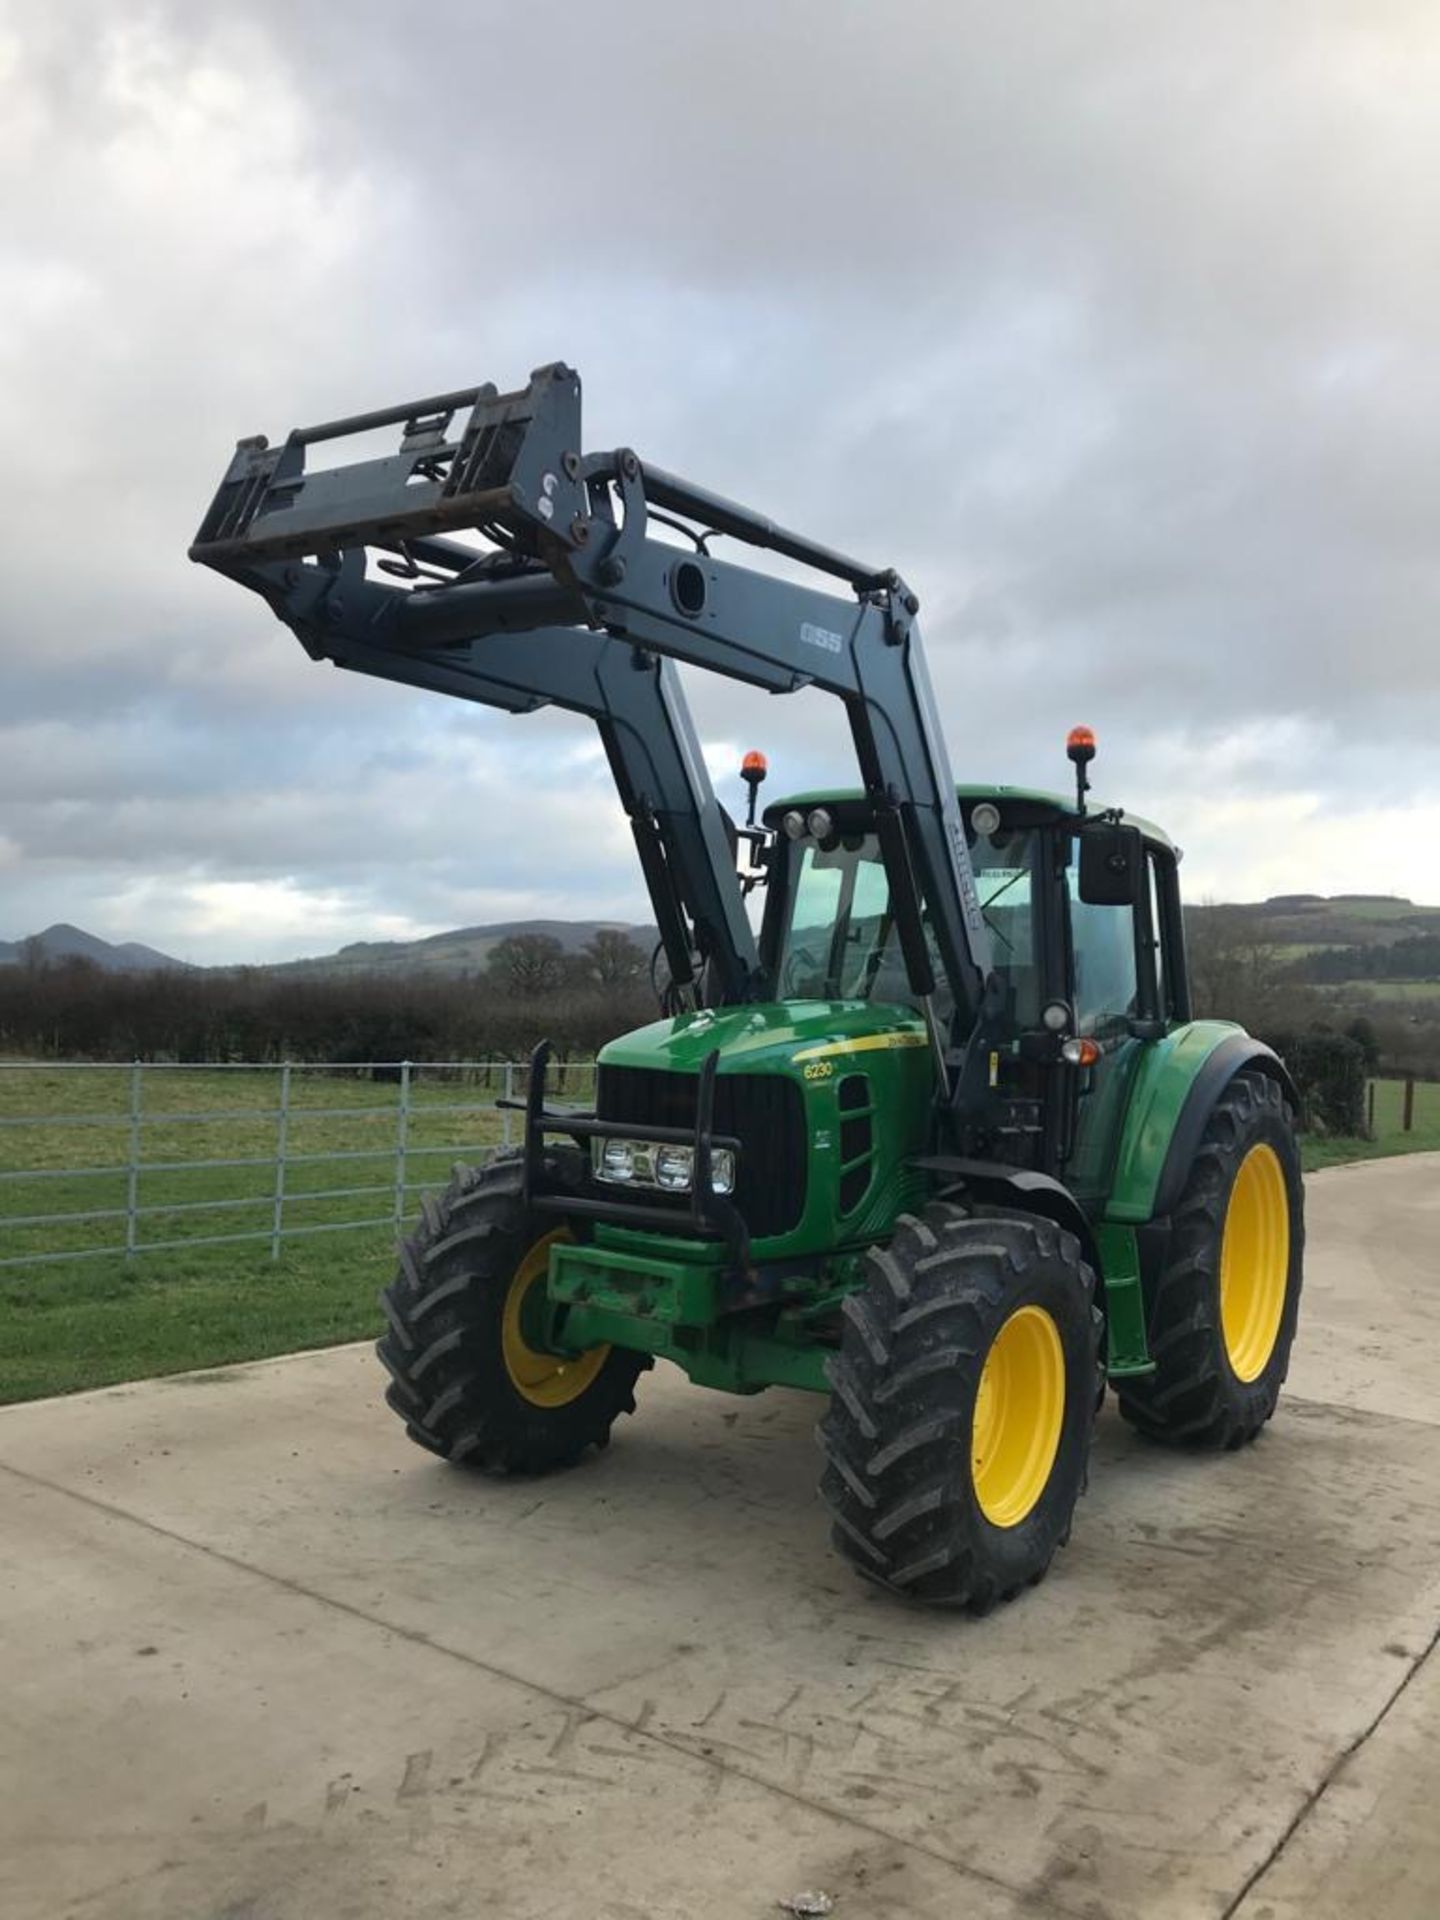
[5,896,1434,982]
[1,918,658,979]
[0,923,188,973]
[1223,894,1440,952]
[257,919,660,978]
[182,894,1440,979]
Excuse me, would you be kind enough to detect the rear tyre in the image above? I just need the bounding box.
[818,1206,1100,1611]
[1117,1071,1304,1449]
[377,1151,647,1473]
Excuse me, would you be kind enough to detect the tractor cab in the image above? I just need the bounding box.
[759,778,1186,1197]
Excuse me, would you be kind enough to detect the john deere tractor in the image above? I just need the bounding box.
[193,364,1304,1610]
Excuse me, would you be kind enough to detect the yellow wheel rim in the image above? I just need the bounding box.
[971,1305,1066,1529]
[501,1230,610,1409]
[1220,1143,1290,1383]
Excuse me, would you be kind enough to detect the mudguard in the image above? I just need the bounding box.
[919,1158,1098,1265]
[1104,1021,1299,1225]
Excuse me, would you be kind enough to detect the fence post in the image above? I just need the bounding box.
[124,1060,143,1260]
[270,1061,292,1261]
[393,1060,412,1234]
[1367,1079,1376,1136]
[502,1062,515,1151]
[1403,1074,1415,1134]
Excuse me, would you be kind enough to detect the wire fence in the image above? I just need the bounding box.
[0,1059,595,1274]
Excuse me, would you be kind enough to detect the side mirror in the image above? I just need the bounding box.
[1078,821,1143,906]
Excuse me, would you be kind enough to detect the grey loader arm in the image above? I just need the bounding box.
[192,362,1001,1107]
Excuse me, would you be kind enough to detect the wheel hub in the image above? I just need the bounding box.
[1219,1142,1290,1383]
[501,1230,611,1408]
[971,1304,1066,1528]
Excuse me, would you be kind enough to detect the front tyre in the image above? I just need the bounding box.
[818,1207,1100,1611]
[378,1152,647,1473]
[1117,1070,1304,1449]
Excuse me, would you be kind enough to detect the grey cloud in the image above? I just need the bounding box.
[2,0,1438,957]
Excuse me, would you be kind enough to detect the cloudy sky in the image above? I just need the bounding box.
[2,1,1438,962]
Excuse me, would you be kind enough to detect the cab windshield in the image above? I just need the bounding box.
[778,833,908,1001]
[776,825,1040,1024]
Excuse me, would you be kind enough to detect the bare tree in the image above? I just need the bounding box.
[1184,902,1314,1033]
[486,933,568,997]
[583,929,648,988]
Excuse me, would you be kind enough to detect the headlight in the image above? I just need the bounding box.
[593,1137,736,1195]
[654,1144,694,1191]
[599,1138,637,1183]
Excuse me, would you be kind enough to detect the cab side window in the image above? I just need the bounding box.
[1067,845,1138,1040]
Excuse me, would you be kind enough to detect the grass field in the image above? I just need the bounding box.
[0,1061,594,1406]
[1336,979,1440,1003]
[1300,1073,1440,1172]
[1,1062,1433,1406]
[1322,898,1440,922]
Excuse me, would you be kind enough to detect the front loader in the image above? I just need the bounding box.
[192,363,1305,1611]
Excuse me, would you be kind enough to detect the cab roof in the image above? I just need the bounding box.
[764,784,1176,853]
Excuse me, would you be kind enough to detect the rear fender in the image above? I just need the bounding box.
[1105,1023,1299,1225]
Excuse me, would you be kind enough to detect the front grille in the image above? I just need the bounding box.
[595,1065,807,1238]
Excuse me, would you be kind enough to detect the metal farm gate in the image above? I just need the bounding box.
[0,1060,593,1272]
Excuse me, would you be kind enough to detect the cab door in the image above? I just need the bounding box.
[1062,833,1159,1203]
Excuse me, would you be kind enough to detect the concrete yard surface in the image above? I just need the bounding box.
[2,1153,1438,1920]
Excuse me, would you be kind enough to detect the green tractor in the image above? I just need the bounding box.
[193,363,1304,1610]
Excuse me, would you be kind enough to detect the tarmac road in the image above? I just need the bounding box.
[2,1152,1437,1920]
